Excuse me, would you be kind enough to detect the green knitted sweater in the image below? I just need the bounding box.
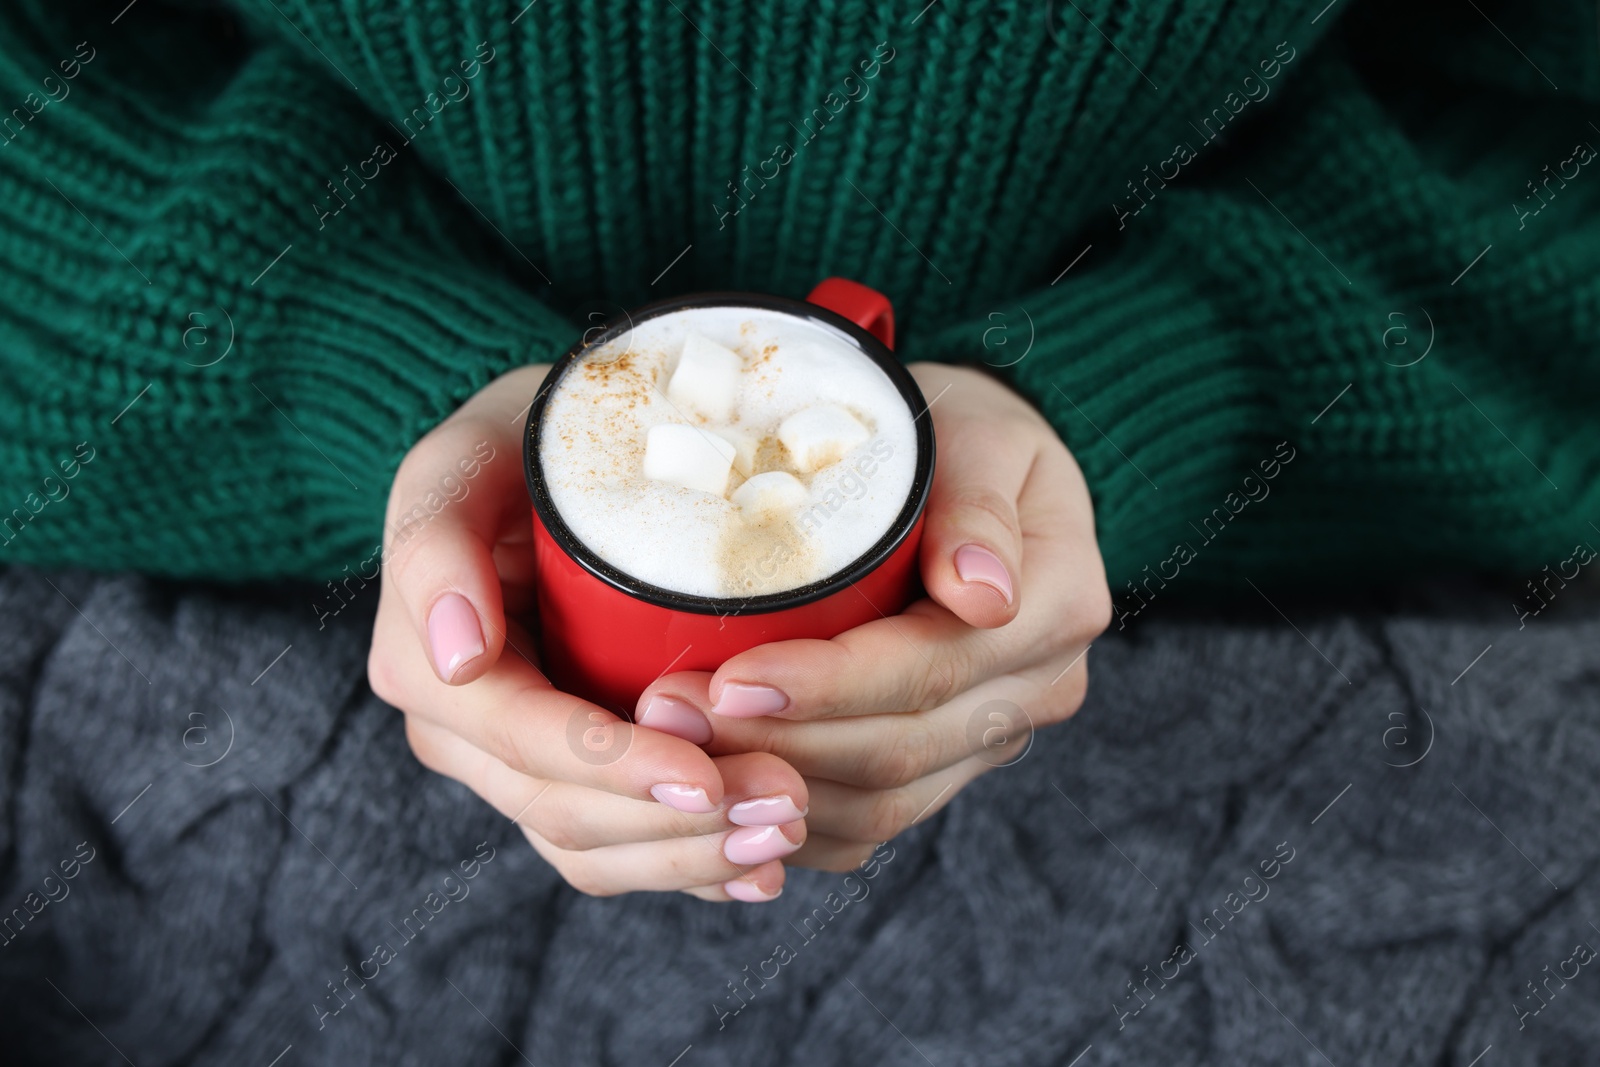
[1,1,1597,611]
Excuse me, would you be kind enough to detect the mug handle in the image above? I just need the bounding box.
[806,278,895,351]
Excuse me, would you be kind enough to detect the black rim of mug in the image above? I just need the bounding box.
[522,290,936,616]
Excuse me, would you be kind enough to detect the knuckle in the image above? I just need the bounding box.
[367,645,401,707]
[482,684,559,777]
[1044,662,1090,723]
[380,523,441,594]
[559,863,620,898]
[528,809,589,853]
[864,787,920,842]
[913,651,970,711]
[860,718,937,788]
[523,789,611,853]
[945,483,1021,541]
[403,716,443,772]
[1075,583,1114,640]
[480,713,522,774]
[1007,724,1039,757]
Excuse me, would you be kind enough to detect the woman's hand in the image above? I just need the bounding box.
[368,365,808,902]
[634,362,1111,871]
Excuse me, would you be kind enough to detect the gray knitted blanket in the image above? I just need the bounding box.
[0,564,1596,1067]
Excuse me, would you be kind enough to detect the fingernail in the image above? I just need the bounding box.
[650,783,717,814]
[728,795,808,827]
[427,592,485,682]
[724,823,803,865]
[637,695,713,745]
[712,682,789,718]
[724,878,783,903]
[954,544,1013,605]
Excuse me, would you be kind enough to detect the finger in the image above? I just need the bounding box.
[535,749,808,843]
[914,373,1037,630]
[798,754,991,842]
[408,718,809,850]
[374,605,726,807]
[1014,439,1112,635]
[707,607,991,721]
[406,715,718,846]
[707,594,1087,723]
[682,860,788,903]
[635,671,717,745]
[786,835,889,874]
[707,451,1104,723]
[383,371,548,684]
[708,671,1054,788]
[637,671,964,813]
[540,747,806,842]
[714,749,811,826]
[522,819,805,897]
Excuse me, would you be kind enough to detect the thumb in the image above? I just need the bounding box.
[383,415,522,685]
[918,421,1032,630]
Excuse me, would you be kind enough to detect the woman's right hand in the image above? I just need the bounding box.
[367,364,807,902]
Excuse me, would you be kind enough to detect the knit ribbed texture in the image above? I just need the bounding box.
[9,569,1600,1065]
[0,0,1596,589]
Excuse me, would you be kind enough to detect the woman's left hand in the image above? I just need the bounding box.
[633,362,1112,872]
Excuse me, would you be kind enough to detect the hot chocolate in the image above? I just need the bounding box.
[535,305,918,599]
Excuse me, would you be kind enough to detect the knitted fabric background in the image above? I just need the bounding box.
[1,566,1595,1065]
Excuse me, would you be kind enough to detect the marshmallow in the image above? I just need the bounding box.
[731,471,808,514]
[667,332,743,422]
[778,404,870,472]
[642,424,737,496]
[714,425,761,477]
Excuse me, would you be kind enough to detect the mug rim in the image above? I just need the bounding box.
[522,290,936,616]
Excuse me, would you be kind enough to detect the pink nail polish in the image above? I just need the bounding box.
[650,783,717,814]
[954,544,1013,605]
[637,695,713,745]
[724,824,802,865]
[712,682,789,718]
[427,592,485,682]
[724,879,782,903]
[728,795,807,827]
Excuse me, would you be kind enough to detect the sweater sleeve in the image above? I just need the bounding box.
[909,3,1600,596]
[0,3,573,580]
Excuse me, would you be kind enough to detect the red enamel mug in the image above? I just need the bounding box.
[522,279,935,715]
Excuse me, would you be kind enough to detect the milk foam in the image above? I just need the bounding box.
[537,305,918,598]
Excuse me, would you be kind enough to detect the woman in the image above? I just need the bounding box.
[0,0,1594,902]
